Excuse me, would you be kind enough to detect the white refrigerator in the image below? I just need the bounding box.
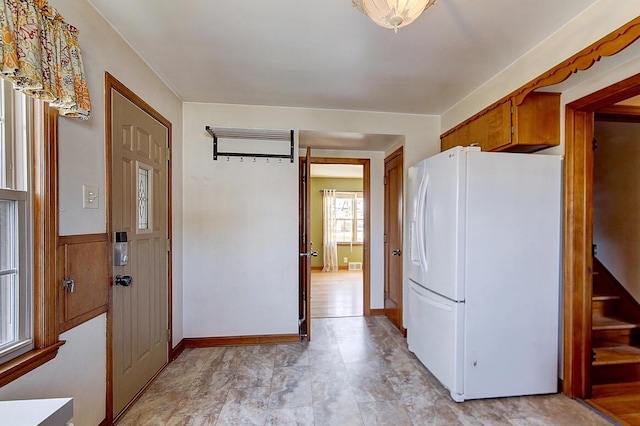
[407,146,562,402]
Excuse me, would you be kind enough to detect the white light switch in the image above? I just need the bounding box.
[83,185,99,209]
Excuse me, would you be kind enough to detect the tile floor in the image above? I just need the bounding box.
[119,316,613,426]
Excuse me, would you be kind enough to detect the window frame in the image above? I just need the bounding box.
[0,97,62,387]
[0,188,32,364]
[334,191,364,245]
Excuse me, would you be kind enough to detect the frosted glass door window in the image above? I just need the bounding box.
[137,163,153,232]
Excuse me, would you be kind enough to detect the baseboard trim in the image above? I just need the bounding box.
[311,266,352,271]
[170,338,186,361]
[98,418,108,426]
[184,334,299,347]
[369,309,385,315]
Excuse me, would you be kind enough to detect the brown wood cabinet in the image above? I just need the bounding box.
[441,92,560,153]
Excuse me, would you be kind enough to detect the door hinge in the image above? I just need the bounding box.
[167,148,171,162]
[166,238,171,252]
[592,138,598,151]
[511,125,515,134]
[167,329,171,341]
[384,233,387,243]
[592,244,597,257]
[510,105,515,114]
[384,176,387,185]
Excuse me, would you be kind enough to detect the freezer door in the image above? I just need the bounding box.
[407,281,464,401]
[420,147,467,301]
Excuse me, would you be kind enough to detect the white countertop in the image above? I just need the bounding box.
[0,398,73,426]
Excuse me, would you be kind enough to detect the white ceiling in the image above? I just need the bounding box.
[86,0,598,116]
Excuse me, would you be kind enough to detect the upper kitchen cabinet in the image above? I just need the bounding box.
[441,92,560,153]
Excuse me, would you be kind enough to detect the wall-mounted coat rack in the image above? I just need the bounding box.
[205,126,294,163]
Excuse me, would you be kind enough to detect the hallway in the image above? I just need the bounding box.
[119,316,611,425]
[310,270,363,318]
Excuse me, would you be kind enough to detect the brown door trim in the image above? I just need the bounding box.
[104,72,173,423]
[384,146,404,331]
[564,72,640,399]
[309,157,371,315]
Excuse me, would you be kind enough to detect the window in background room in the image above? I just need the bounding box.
[0,80,33,365]
[335,191,363,244]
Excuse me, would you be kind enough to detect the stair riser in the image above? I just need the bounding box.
[593,329,640,348]
[592,363,640,385]
[593,299,619,317]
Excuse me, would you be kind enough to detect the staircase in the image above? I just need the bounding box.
[591,258,640,386]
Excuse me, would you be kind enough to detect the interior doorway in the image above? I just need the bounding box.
[309,158,370,319]
[564,75,640,425]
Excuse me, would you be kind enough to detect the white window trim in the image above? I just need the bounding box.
[0,81,34,365]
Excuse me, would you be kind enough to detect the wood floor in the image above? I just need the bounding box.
[310,270,363,318]
[588,382,640,425]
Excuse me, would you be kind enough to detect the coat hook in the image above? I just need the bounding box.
[279,158,282,163]
[267,158,269,163]
[253,157,256,162]
[240,157,243,162]
[227,156,230,162]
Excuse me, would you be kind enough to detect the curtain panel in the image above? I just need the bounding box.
[322,189,338,272]
[0,0,90,119]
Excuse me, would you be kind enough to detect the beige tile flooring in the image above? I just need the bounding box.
[310,271,363,318]
[119,316,613,426]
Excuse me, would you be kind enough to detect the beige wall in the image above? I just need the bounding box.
[310,177,364,268]
[593,121,640,302]
[441,1,640,144]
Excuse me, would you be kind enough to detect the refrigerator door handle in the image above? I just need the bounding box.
[416,174,429,272]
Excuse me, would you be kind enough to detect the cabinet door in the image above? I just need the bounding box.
[512,92,560,150]
[441,124,470,151]
[470,101,512,151]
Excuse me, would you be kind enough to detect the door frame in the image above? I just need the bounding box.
[563,72,640,399]
[308,157,372,316]
[383,146,404,331]
[105,72,173,423]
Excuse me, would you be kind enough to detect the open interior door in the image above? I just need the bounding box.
[384,148,404,331]
[299,147,312,340]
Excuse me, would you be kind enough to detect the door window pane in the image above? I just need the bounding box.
[137,163,153,232]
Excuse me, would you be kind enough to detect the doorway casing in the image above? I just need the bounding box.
[564,72,640,399]
[308,157,372,316]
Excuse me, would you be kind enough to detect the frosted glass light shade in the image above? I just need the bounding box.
[353,0,436,32]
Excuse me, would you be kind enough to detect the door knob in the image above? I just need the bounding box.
[115,275,132,286]
[392,249,402,256]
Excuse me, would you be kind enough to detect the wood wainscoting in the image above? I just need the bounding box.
[57,233,109,333]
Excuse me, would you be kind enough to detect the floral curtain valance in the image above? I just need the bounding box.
[0,0,90,119]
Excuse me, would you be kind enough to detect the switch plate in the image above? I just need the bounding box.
[83,185,99,209]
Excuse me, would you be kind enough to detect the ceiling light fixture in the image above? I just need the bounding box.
[352,0,436,33]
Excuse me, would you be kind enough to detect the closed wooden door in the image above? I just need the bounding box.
[384,148,403,331]
[111,88,169,417]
